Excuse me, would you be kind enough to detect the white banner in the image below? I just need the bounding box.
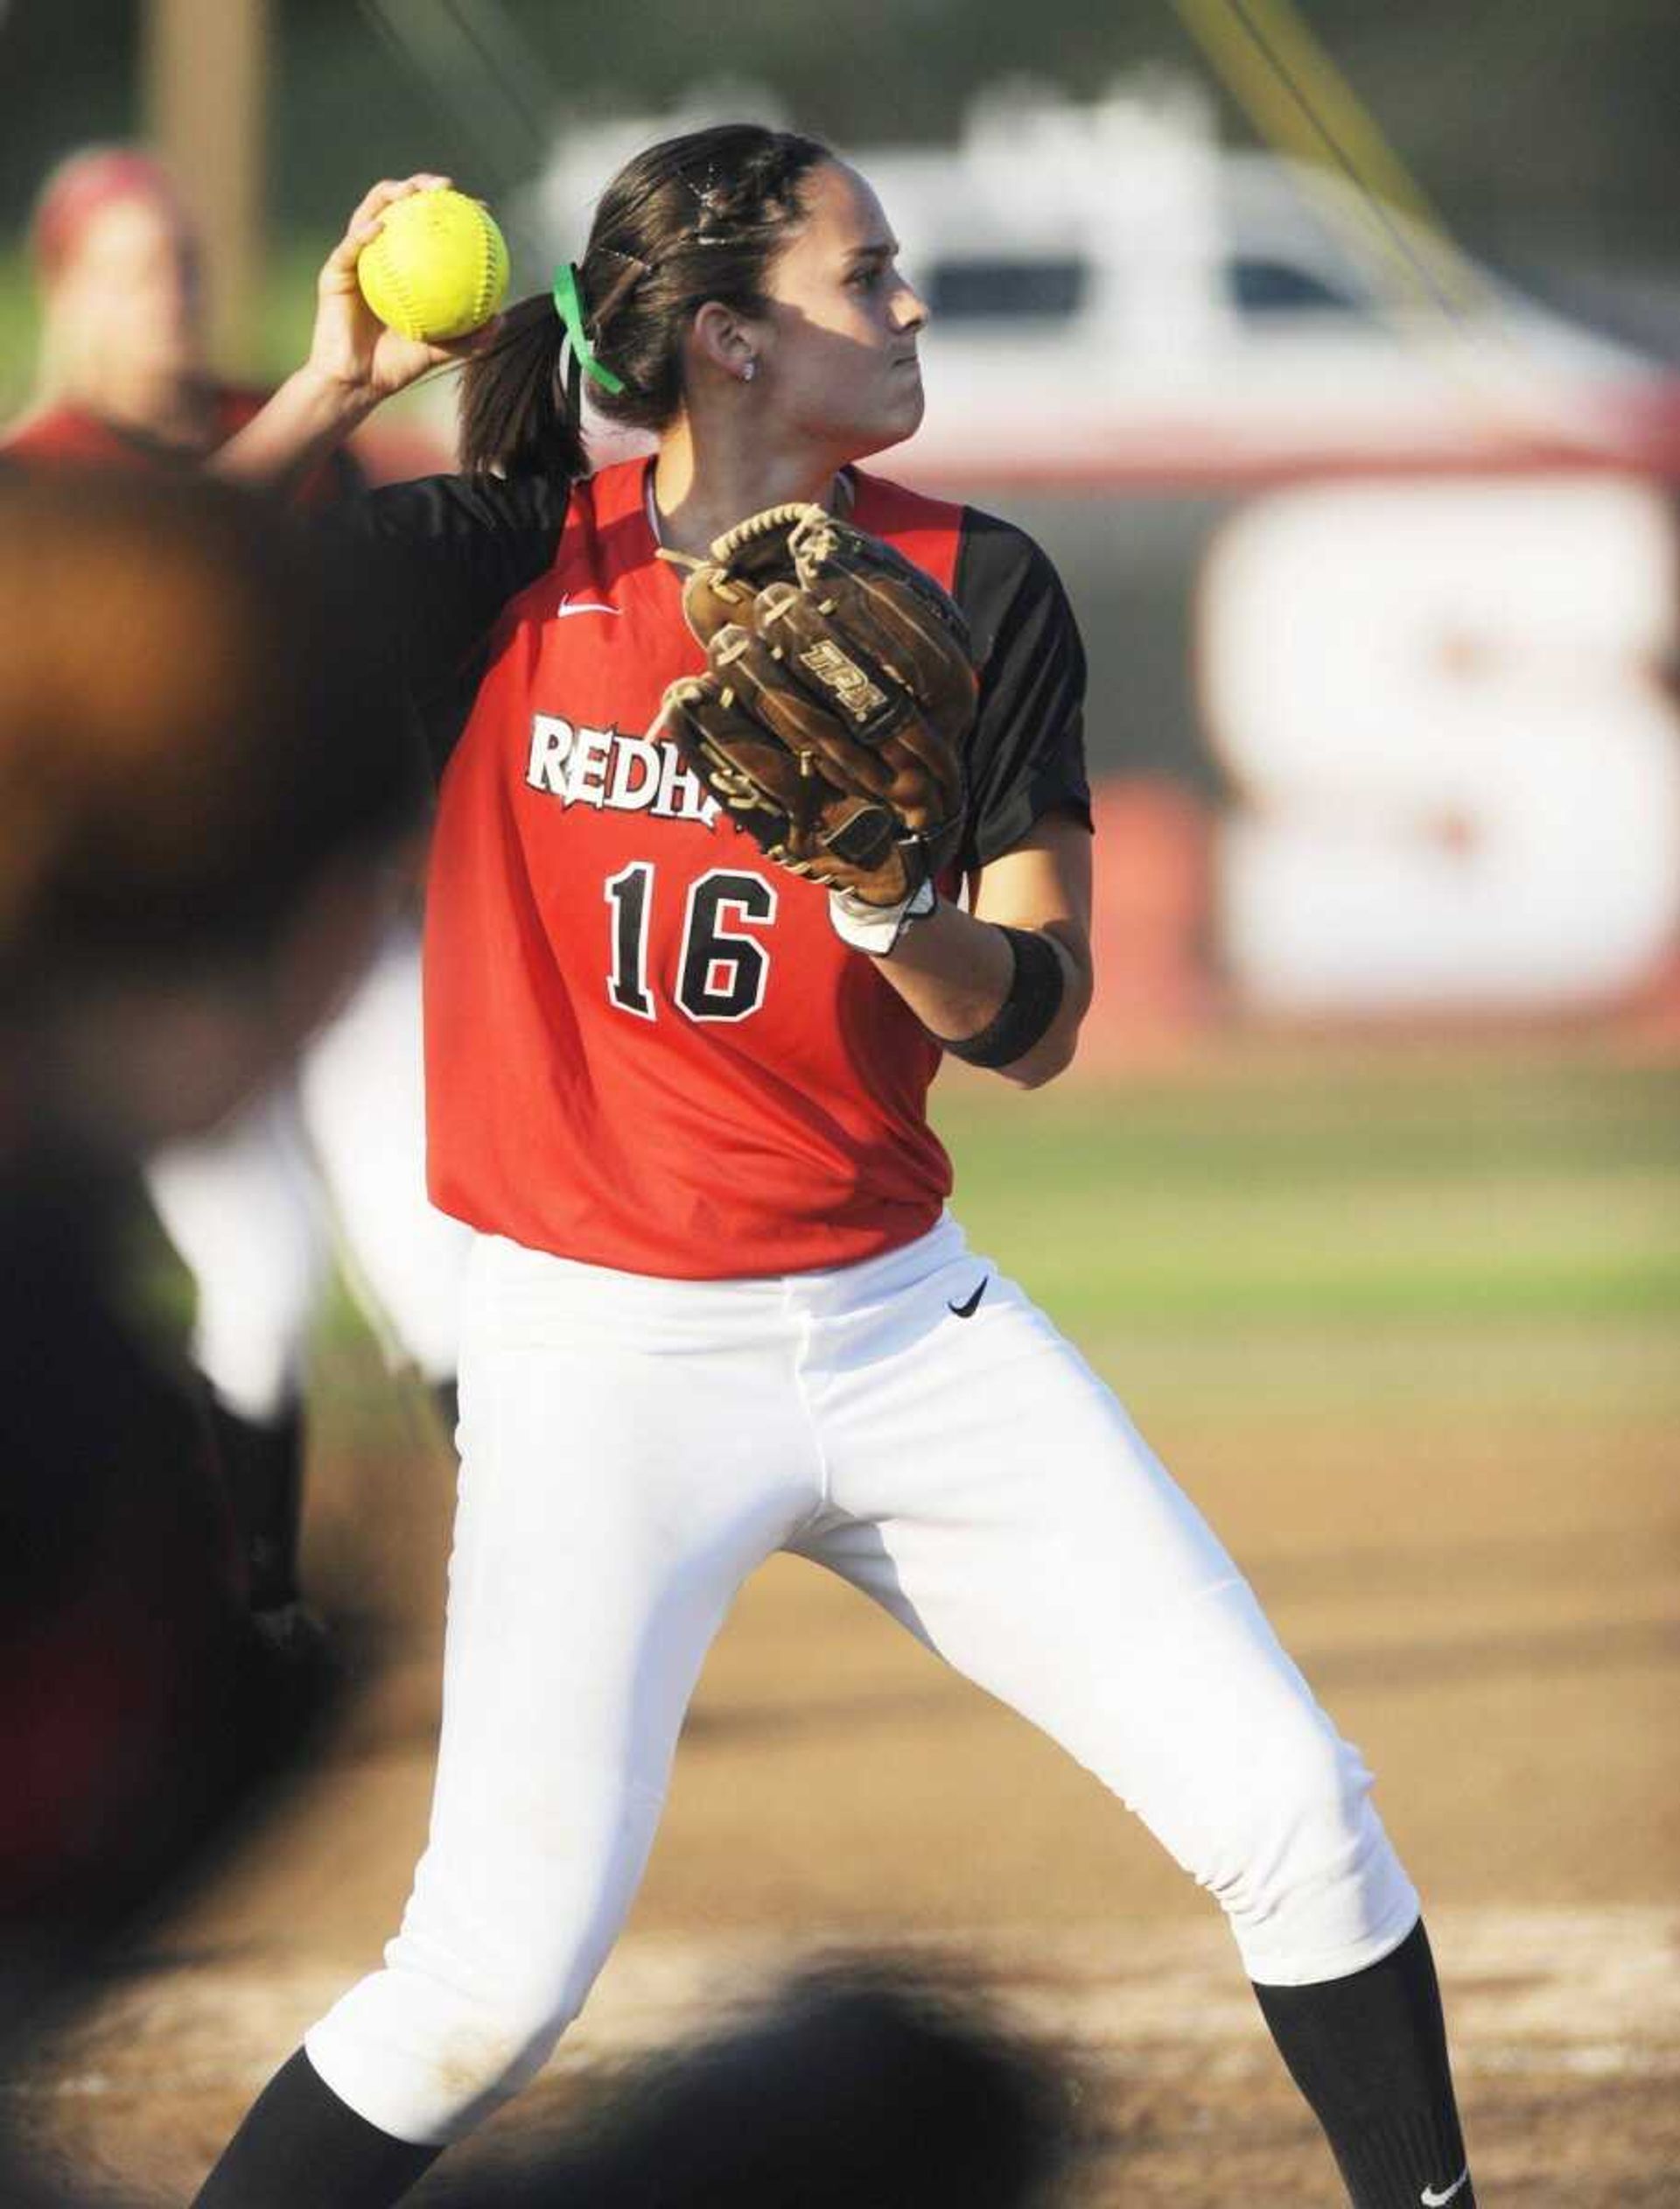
[1198,475,1680,1011]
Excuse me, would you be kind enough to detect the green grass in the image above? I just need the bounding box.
[929,1050,1680,1419]
[0,253,42,422]
[142,1045,1671,1441]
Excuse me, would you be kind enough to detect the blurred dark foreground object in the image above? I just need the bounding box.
[431,1959,1083,2209]
[0,1145,346,1985]
[0,466,413,1994]
[0,466,412,2198]
[0,465,422,1149]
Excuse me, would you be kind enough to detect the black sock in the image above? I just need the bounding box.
[192,2047,444,2208]
[1254,1919,1474,2209]
[205,1392,306,1611]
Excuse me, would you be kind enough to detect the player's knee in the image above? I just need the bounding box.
[1204,1720,1419,1985]
[195,1332,308,1424]
[190,1262,321,1419]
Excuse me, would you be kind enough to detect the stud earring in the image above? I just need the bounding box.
[740,360,757,383]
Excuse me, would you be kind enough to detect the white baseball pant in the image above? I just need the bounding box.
[146,918,469,1416]
[306,1215,1418,2144]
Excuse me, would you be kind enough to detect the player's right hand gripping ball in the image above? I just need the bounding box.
[357,188,509,342]
[658,506,975,907]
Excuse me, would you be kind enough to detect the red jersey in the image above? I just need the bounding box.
[335,456,1089,1279]
[426,460,970,1275]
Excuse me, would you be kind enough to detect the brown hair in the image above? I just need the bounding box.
[458,122,830,480]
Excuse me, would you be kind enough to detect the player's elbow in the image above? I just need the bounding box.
[995,962,1091,1089]
[997,1016,1082,1090]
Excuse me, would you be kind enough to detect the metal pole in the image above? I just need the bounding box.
[144,0,270,369]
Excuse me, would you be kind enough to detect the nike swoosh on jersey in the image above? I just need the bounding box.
[947,1278,988,1319]
[556,597,621,618]
[1421,2169,1471,2206]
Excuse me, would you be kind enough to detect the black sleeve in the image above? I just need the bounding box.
[319,471,570,776]
[951,508,1092,873]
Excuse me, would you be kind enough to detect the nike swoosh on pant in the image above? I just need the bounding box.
[1421,2169,1471,2206]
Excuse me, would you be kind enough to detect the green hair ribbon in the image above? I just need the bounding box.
[552,263,626,396]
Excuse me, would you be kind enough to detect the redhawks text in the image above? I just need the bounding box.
[525,714,721,827]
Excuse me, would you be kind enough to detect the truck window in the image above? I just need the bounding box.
[1228,256,1363,316]
[925,256,1088,322]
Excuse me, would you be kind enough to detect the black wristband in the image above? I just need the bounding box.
[934,926,1067,1069]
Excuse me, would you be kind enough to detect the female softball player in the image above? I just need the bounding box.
[196,126,1476,2209]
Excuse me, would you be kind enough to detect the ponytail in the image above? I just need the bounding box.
[458,292,586,482]
[458,123,831,483]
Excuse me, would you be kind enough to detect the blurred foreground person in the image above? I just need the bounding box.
[0,468,416,2053]
[5,144,469,1628]
[0,467,410,1143]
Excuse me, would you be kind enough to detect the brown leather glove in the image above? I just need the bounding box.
[658,503,975,906]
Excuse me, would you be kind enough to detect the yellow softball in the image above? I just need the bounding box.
[357,188,509,342]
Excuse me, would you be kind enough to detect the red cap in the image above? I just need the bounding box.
[30,146,192,284]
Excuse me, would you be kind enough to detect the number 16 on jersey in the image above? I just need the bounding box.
[605,864,778,1024]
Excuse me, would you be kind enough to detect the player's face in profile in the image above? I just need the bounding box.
[756,160,928,461]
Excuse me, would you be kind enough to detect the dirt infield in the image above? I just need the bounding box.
[10,1350,1675,2205]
